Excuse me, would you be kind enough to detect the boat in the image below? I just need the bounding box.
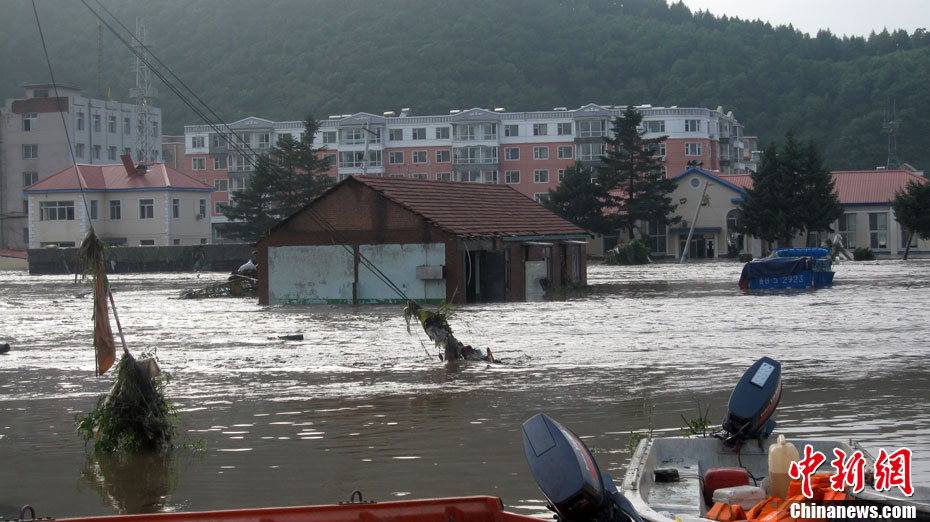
[738,248,835,290]
[620,357,930,522]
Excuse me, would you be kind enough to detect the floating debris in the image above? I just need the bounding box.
[179,274,257,299]
[404,301,495,362]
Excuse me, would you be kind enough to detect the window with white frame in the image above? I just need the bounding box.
[199,199,207,217]
[577,142,604,161]
[838,213,857,249]
[123,117,131,134]
[685,119,701,132]
[76,112,85,131]
[437,172,452,181]
[75,144,85,158]
[192,157,206,170]
[229,177,246,192]
[436,150,451,163]
[389,173,405,179]
[534,146,549,160]
[557,146,573,159]
[22,172,38,187]
[533,123,548,136]
[389,129,403,141]
[685,143,702,156]
[534,193,550,204]
[152,121,159,136]
[645,120,665,133]
[412,150,427,163]
[140,239,155,246]
[108,115,117,133]
[504,124,519,137]
[389,151,404,164]
[258,133,271,148]
[39,201,74,221]
[578,120,605,137]
[505,147,520,161]
[645,220,668,253]
[214,201,225,215]
[191,136,205,148]
[214,156,228,169]
[454,146,497,164]
[505,170,520,184]
[108,146,117,160]
[534,169,549,183]
[412,128,426,140]
[23,144,38,159]
[214,179,229,192]
[92,145,101,160]
[90,200,99,220]
[869,212,888,249]
[23,113,37,131]
[322,131,337,144]
[412,173,429,180]
[93,114,101,132]
[341,128,364,145]
[557,122,572,135]
[558,169,566,181]
[110,200,121,220]
[172,198,180,219]
[436,127,450,139]
[139,199,154,219]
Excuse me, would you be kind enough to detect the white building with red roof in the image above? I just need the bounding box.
[23,162,213,249]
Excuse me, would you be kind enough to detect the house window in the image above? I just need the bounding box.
[436,127,450,139]
[23,112,37,131]
[412,128,426,140]
[108,115,117,133]
[412,173,428,180]
[88,199,98,220]
[173,239,181,246]
[645,120,665,133]
[389,151,404,164]
[653,143,667,158]
[505,147,520,161]
[93,114,101,132]
[322,131,337,144]
[577,142,604,161]
[214,156,228,169]
[110,200,121,220]
[645,220,668,253]
[558,169,566,182]
[75,144,85,158]
[578,120,605,137]
[341,128,364,144]
[22,172,38,187]
[92,145,101,160]
[108,146,118,160]
[436,172,452,181]
[123,117,131,134]
[212,134,225,148]
[214,201,225,214]
[214,179,228,192]
[172,198,180,218]
[436,150,451,163]
[412,150,427,163]
[557,146,573,159]
[140,239,155,246]
[39,201,75,221]
[229,176,246,191]
[505,170,520,184]
[685,143,703,156]
[534,169,549,183]
[534,193,550,204]
[838,213,857,249]
[533,123,548,136]
[389,129,403,141]
[191,136,205,148]
[557,122,572,136]
[685,119,701,132]
[869,212,888,249]
[533,146,549,160]
[192,158,206,170]
[258,133,270,148]
[199,199,207,217]
[504,124,519,137]
[139,199,154,219]
[76,112,85,130]
[23,144,38,159]
[152,121,159,136]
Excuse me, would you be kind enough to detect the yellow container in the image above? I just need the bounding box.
[768,434,799,499]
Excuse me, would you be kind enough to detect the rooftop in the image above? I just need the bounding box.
[24,163,213,193]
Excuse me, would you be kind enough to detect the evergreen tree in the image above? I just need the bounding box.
[891,179,930,260]
[544,162,616,235]
[599,107,680,238]
[221,114,334,242]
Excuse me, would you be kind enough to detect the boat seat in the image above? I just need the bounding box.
[647,460,703,518]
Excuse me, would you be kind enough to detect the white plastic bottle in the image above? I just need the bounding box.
[768,434,800,499]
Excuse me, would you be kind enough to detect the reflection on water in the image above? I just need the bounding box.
[1,260,929,518]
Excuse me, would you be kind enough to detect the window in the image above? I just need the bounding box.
[108,146,117,160]
[76,112,85,130]
[214,179,228,192]
[437,172,452,181]
[505,170,520,184]
[412,150,427,163]
[199,199,207,217]
[341,128,364,145]
[577,142,604,161]
[191,136,205,148]
[23,144,38,159]
[192,158,206,170]
[557,146,573,159]
[212,134,225,148]
[436,150,451,163]
[229,176,246,192]
[214,201,225,215]
[534,169,549,183]
[123,117,131,134]
[838,213,857,249]
[453,146,498,164]
[322,131,337,144]
[93,114,101,132]
[534,193,550,204]
[89,200,99,220]
[505,147,520,161]
[231,155,248,170]
[652,143,667,158]
[339,150,382,168]
[172,198,180,218]
[92,145,101,160]
[258,133,271,148]
[412,173,429,180]
[23,112,37,131]
[22,172,38,187]
[869,212,888,249]
[557,122,572,136]
[139,199,154,219]
[389,129,403,141]
[108,115,117,133]
[533,146,549,160]
[412,128,426,140]
[110,200,121,220]
[504,124,519,137]
[645,220,668,254]
[39,201,75,221]
[436,127,450,139]
[140,239,155,247]
[645,120,665,133]
[533,123,548,136]
[214,156,227,169]
[685,119,701,132]
[685,143,702,156]
[558,169,566,182]
[152,121,159,136]
[389,151,404,164]
[578,120,605,137]
[173,239,181,246]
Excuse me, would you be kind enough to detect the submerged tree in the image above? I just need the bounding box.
[544,162,617,235]
[221,113,334,242]
[891,179,930,259]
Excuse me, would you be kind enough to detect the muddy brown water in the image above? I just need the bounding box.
[1,260,928,518]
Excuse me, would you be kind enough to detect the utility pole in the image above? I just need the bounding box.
[680,181,710,264]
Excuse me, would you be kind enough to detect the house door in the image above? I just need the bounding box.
[679,236,708,259]
[479,251,506,302]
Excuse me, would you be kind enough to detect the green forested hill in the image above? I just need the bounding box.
[3,0,929,171]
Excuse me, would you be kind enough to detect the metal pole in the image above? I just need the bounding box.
[680,181,710,264]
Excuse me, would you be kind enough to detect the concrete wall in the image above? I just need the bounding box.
[27,243,252,275]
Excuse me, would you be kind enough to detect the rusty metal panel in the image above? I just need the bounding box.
[268,245,354,304]
[358,243,445,303]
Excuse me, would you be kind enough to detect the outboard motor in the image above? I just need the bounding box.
[721,356,782,448]
[523,413,643,522]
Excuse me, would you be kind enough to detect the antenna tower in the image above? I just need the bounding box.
[97,23,103,98]
[130,19,157,162]
[882,99,900,170]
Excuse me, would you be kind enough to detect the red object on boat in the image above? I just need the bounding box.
[703,467,751,505]
[57,496,540,522]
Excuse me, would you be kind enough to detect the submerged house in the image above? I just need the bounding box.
[257,176,589,305]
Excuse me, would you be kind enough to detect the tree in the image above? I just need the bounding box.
[544,162,617,235]
[891,179,930,260]
[736,131,842,249]
[599,106,680,239]
[221,114,334,242]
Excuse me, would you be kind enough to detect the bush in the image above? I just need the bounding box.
[853,247,875,261]
[605,240,651,265]
[738,253,754,263]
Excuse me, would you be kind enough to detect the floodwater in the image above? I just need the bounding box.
[1,260,928,519]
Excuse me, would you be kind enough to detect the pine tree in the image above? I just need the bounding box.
[221,114,334,242]
[891,179,930,260]
[544,162,616,235]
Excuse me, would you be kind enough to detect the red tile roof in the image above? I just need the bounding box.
[24,163,212,192]
[715,170,927,205]
[331,176,588,239]
[716,174,753,190]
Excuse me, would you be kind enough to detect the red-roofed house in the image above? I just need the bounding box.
[24,163,213,248]
[257,176,590,305]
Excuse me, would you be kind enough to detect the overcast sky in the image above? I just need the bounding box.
[679,0,930,37]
